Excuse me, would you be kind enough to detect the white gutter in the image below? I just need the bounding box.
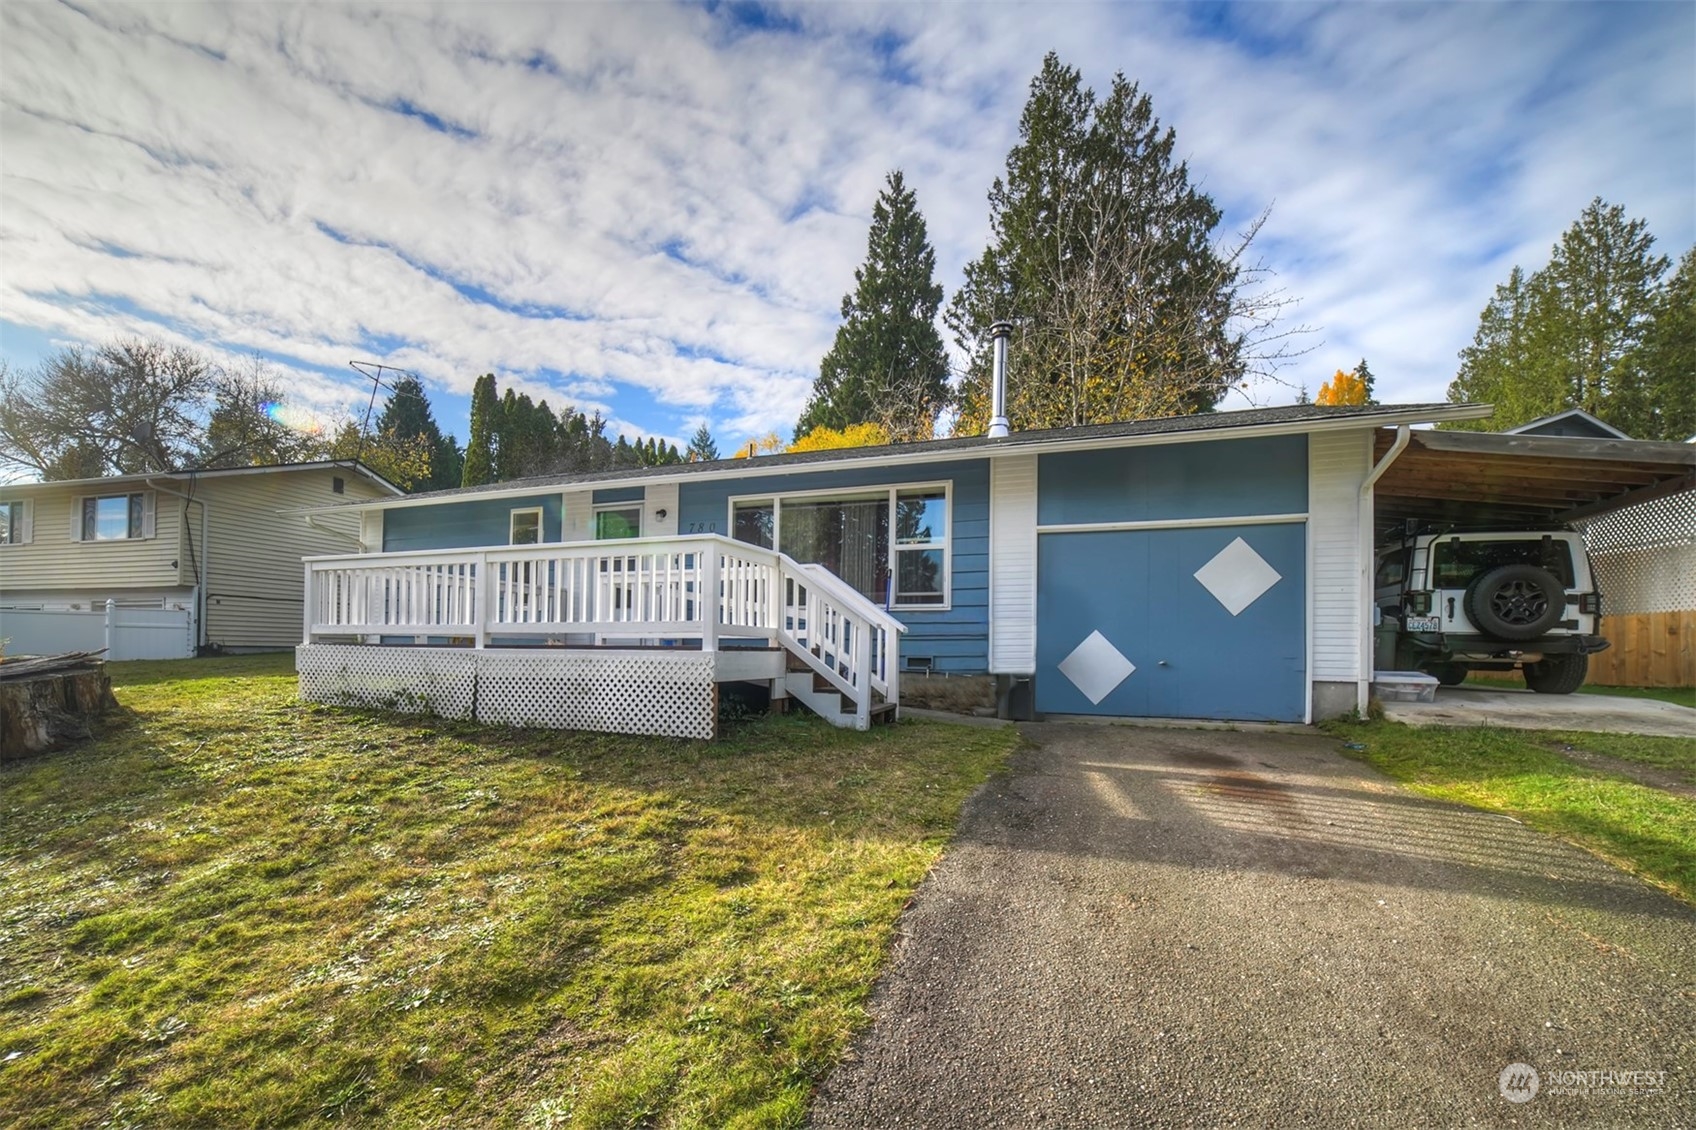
[304,513,365,548]
[288,404,1496,518]
[146,476,209,652]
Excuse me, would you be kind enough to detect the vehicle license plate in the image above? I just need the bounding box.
[1404,615,1441,633]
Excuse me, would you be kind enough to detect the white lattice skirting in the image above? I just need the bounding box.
[296,645,718,740]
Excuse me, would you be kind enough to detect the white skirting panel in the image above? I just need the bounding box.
[296,645,718,739]
[476,649,715,737]
[297,644,478,719]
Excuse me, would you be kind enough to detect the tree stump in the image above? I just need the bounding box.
[0,669,119,762]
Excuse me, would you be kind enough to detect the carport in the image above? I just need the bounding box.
[1370,428,1695,534]
[1370,427,1696,687]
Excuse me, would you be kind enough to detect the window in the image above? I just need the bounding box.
[893,489,947,606]
[1432,539,1575,589]
[510,507,542,545]
[728,484,951,609]
[81,493,149,541]
[1374,550,1407,588]
[0,500,29,545]
[595,505,642,540]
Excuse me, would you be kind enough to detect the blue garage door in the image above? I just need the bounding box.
[1036,523,1306,722]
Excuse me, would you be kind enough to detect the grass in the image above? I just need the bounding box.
[1326,718,1696,905]
[0,654,1017,1129]
[1462,675,1695,709]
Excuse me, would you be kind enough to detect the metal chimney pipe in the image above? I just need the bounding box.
[987,320,1012,439]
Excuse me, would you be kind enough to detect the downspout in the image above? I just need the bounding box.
[1355,425,1411,710]
[147,476,209,653]
[1360,424,1411,497]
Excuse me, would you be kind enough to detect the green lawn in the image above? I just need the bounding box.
[1327,718,1696,905]
[0,654,1017,1129]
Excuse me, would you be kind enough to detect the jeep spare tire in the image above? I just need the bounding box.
[1465,564,1565,640]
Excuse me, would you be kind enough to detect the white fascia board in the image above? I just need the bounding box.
[3,461,402,497]
[289,404,1497,517]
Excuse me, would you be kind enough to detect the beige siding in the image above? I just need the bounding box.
[1308,430,1371,685]
[203,469,393,649]
[0,485,185,593]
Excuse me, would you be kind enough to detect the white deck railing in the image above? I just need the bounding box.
[302,534,904,723]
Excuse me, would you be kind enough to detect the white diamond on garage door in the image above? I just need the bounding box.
[1193,536,1282,616]
[1057,630,1136,705]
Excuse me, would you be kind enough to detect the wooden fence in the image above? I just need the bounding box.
[1466,611,1693,689]
[1587,611,1694,688]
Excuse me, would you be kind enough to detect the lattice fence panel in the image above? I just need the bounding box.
[1583,490,1696,615]
[296,645,477,719]
[475,650,718,740]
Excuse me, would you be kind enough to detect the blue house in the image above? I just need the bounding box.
[295,402,1490,738]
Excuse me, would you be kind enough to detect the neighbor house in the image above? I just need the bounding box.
[0,462,401,659]
[292,402,1545,738]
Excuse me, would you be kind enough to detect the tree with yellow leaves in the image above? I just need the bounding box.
[1315,368,1368,406]
[733,422,890,458]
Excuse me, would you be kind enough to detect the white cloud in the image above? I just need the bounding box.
[1,1,1690,448]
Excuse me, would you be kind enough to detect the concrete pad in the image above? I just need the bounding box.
[1383,685,1695,738]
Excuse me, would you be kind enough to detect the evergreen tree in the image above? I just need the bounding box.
[1447,199,1671,432]
[461,373,498,487]
[686,423,719,462]
[946,54,1282,432]
[798,170,949,442]
[373,374,455,490]
[1625,247,1696,440]
[1351,358,1377,406]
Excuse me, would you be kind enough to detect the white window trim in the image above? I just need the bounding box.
[73,491,155,542]
[509,506,543,545]
[593,501,643,540]
[0,498,31,545]
[725,479,953,611]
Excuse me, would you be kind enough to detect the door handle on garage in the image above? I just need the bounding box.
[1158,660,1168,666]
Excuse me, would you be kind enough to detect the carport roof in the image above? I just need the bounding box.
[1373,428,1696,532]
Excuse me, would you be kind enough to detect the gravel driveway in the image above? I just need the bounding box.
[809,723,1695,1128]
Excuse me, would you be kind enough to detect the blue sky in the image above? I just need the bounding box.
[2,1,1691,458]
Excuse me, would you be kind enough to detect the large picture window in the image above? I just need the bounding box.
[729,483,950,609]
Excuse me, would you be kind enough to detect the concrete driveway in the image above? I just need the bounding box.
[1383,685,1695,738]
[810,723,1695,1128]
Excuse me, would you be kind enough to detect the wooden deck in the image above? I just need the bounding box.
[299,534,905,735]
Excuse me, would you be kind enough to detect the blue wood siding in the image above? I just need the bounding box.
[383,494,562,551]
[677,459,991,674]
[1037,435,1308,525]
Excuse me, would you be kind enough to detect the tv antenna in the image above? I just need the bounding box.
[348,360,416,465]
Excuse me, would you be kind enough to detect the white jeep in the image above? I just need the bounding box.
[1374,528,1609,694]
